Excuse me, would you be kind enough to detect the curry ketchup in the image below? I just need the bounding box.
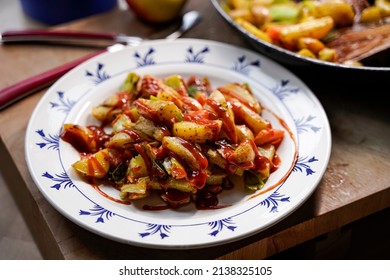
[206,98,237,143]
[174,138,208,189]
[62,73,296,212]
[85,151,107,176]
[60,125,109,153]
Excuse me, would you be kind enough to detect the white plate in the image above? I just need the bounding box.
[25,39,331,249]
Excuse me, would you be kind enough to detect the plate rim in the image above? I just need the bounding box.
[25,38,332,249]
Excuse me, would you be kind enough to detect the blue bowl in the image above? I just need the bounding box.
[20,0,117,25]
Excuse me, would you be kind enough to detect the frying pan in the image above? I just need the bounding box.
[211,0,390,85]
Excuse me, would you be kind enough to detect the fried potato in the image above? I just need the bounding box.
[72,149,110,179]
[230,99,269,135]
[172,120,222,143]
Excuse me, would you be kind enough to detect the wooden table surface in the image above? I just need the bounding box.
[1,1,389,260]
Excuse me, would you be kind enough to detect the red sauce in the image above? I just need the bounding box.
[175,138,208,171]
[153,145,168,159]
[180,96,202,111]
[164,93,183,110]
[248,107,298,200]
[61,125,109,153]
[160,126,171,137]
[162,138,209,189]
[206,98,237,143]
[188,169,207,189]
[133,99,177,129]
[134,143,166,178]
[272,154,282,172]
[218,85,258,113]
[87,151,107,176]
[116,92,132,107]
[140,76,162,98]
[187,75,212,95]
[162,188,191,205]
[143,204,170,211]
[170,76,188,97]
[195,187,232,210]
[183,109,218,123]
[195,190,218,209]
[64,75,298,211]
[133,99,159,122]
[96,92,132,127]
[246,138,274,172]
[88,178,130,205]
[167,156,187,179]
[121,129,144,142]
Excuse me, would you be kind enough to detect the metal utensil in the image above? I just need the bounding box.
[165,10,202,40]
[0,10,202,110]
[0,10,202,47]
[0,29,144,47]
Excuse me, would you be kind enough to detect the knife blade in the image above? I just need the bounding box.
[0,29,144,47]
[0,46,122,111]
[0,10,202,110]
[0,10,202,47]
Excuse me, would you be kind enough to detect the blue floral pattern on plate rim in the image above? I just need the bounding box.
[25,39,331,249]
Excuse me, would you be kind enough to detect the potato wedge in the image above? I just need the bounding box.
[92,106,122,123]
[105,132,134,148]
[72,149,110,179]
[164,74,188,96]
[162,136,207,170]
[133,116,167,142]
[61,124,102,153]
[235,18,272,43]
[207,148,244,176]
[233,139,256,166]
[139,74,181,98]
[92,92,132,122]
[257,143,276,178]
[297,37,325,54]
[235,124,255,142]
[230,99,269,135]
[162,157,187,179]
[218,83,262,113]
[105,128,151,148]
[254,127,284,146]
[258,143,276,162]
[133,98,183,125]
[172,120,222,143]
[156,89,184,109]
[111,114,133,134]
[314,0,355,27]
[205,90,237,143]
[279,16,334,46]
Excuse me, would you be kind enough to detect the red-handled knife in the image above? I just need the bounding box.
[0,10,202,110]
[0,48,110,110]
[0,29,143,47]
